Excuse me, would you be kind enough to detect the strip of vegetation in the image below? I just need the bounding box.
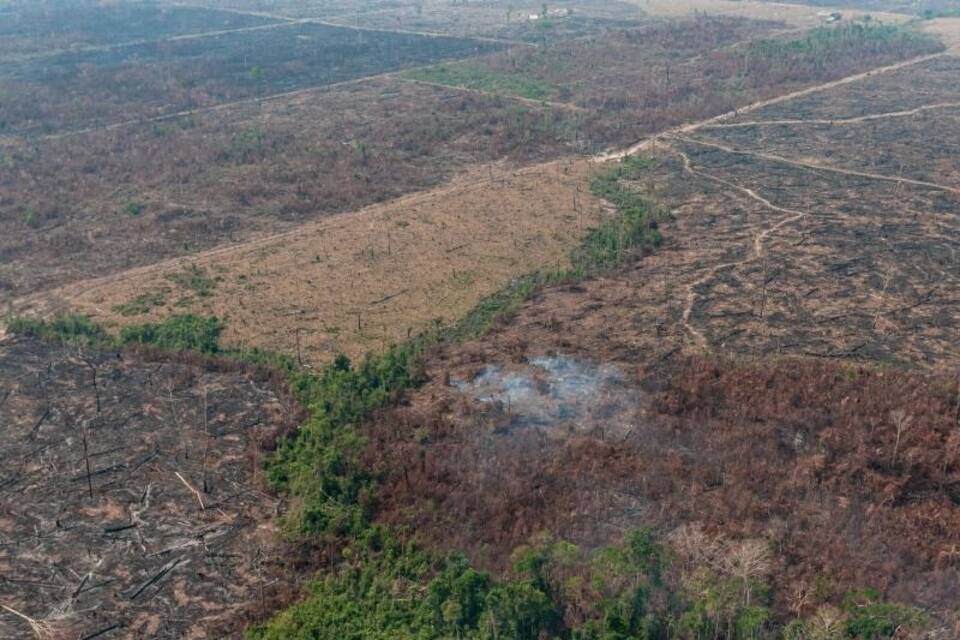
[402,62,560,101]
[744,20,942,74]
[5,313,223,355]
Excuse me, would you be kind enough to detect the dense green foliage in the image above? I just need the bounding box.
[246,530,660,640]
[119,314,224,354]
[5,313,108,347]
[5,312,224,355]
[265,348,421,538]
[581,155,663,272]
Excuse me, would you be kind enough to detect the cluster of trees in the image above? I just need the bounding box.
[740,20,942,87]
[246,517,925,639]
[7,313,224,354]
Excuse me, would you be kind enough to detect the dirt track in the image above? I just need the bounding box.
[594,51,948,161]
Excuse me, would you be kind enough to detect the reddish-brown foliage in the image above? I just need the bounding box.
[364,352,960,613]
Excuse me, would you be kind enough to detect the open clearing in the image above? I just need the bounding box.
[11,15,945,370]
[4,2,960,636]
[17,160,605,365]
[0,3,278,60]
[0,21,500,136]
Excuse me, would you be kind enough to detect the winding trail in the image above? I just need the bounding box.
[666,144,808,348]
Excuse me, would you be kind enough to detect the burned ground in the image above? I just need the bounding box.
[0,3,279,61]
[15,15,946,368]
[0,22,501,136]
[0,336,303,639]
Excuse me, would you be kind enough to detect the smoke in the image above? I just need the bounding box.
[452,355,639,437]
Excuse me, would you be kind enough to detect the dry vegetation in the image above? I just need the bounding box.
[368,344,960,622]
[19,159,606,365]
[404,16,940,148]
[4,1,960,637]
[0,335,303,639]
[338,44,960,630]
[320,0,647,42]
[0,77,578,297]
[637,0,909,26]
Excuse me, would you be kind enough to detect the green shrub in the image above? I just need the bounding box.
[164,263,220,298]
[843,589,926,639]
[5,313,108,347]
[119,314,223,354]
[111,288,169,316]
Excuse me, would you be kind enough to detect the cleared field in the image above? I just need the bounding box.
[403,18,941,149]
[17,159,606,365]
[0,22,501,135]
[925,16,960,51]
[755,0,960,14]
[0,336,300,639]
[173,0,646,28]
[0,2,278,60]
[12,18,947,368]
[0,77,577,298]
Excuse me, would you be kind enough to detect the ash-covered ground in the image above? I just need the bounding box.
[0,336,299,639]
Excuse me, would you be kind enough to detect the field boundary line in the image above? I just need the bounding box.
[699,101,960,128]
[172,2,534,46]
[10,159,582,311]
[674,134,960,194]
[0,20,303,64]
[0,62,486,145]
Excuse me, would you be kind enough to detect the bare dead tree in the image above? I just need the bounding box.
[79,354,100,415]
[201,386,210,495]
[890,409,913,468]
[82,419,93,500]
